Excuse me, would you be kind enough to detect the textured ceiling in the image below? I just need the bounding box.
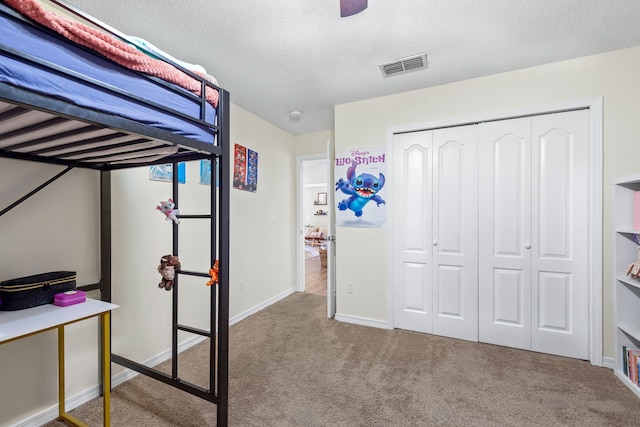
[66,0,640,135]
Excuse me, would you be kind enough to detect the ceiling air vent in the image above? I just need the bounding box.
[379,53,428,78]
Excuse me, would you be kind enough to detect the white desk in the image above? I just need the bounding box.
[0,298,118,427]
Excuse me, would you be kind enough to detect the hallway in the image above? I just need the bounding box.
[305,246,326,296]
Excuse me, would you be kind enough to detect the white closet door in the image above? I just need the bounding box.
[479,111,590,359]
[393,131,433,333]
[478,117,532,350]
[432,125,479,341]
[530,110,589,359]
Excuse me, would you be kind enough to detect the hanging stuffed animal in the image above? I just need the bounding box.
[158,254,181,291]
[207,260,219,286]
[156,198,180,224]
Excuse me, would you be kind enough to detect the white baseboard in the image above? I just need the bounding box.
[229,287,296,326]
[12,335,208,427]
[12,288,297,427]
[602,356,616,370]
[111,334,207,388]
[335,312,391,329]
[113,287,296,388]
[12,378,113,427]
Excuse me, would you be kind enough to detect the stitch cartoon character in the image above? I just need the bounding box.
[158,254,181,291]
[156,198,180,224]
[335,162,386,217]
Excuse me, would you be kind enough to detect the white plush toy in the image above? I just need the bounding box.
[156,198,180,224]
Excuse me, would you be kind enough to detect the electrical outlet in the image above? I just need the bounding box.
[346,281,353,294]
[239,280,245,292]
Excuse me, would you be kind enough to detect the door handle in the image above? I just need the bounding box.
[432,241,438,246]
[525,243,531,249]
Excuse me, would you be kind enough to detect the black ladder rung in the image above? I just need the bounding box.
[111,353,217,403]
[178,269,210,278]
[177,324,211,337]
[177,214,212,219]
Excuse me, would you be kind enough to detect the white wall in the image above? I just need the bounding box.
[303,185,329,230]
[0,160,100,426]
[108,102,300,369]
[0,102,298,426]
[293,131,333,157]
[333,45,640,361]
[227,103,297,315]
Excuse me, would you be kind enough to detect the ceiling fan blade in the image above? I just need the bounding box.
[340,0,368,17]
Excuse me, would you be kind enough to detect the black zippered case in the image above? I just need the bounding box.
[0,271,76,311]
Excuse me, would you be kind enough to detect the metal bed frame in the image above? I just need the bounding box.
[0,1,230,424]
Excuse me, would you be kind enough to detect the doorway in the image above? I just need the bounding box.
[297,153,335,317]
[303,157,328,296]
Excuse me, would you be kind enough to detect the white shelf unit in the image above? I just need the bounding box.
[613,173,640,398]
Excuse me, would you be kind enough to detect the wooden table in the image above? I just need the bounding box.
[0,298,118,426]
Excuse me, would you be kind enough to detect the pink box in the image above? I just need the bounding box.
[635,192,640,231]
[54,290,86,307]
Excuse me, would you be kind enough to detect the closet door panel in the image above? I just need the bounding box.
[531,110,589,359]
[393,131,433,334]
[432,125,478,341]
[493,268,525,324]
[479,117,532,350]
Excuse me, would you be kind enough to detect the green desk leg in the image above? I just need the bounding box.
[102,311,111,427]
[56,313,111,427]
[58,324,90,427]
[58,325,66,420]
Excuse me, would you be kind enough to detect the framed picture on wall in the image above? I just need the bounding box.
[317,192,327,205]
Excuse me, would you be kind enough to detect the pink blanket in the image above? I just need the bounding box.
[4,0,219,108]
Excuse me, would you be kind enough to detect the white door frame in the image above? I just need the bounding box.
[296,152,336,318]
[326,140,337,318]
[386,97,603,365]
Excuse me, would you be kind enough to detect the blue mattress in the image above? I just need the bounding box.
[0,6,217,146]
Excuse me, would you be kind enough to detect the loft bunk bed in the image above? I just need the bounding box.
[0,0,230,425]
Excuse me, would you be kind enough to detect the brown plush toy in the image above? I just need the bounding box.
[158,254,181,291]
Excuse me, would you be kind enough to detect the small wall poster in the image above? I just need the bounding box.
[149,163,185,183]
[199,159,220,187]
[335,146,387,228]
[200,159,211,185]
[233,143,258,192]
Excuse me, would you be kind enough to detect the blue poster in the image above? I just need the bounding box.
[149,163,185,183]
[199,159,220,187]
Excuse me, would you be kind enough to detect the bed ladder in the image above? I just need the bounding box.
[105,89,230,426]
[107,156,229,425]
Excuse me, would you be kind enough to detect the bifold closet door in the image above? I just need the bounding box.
[431,126,478,341]
[478,110,590,359]
[478,117,533,350]
[393,131,433,334]
[393,126,478,341]
[530,111,589,359]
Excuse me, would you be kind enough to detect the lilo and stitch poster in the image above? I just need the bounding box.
[335,146,387,228]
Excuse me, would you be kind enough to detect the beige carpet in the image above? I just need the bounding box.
[46,293,640,426]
